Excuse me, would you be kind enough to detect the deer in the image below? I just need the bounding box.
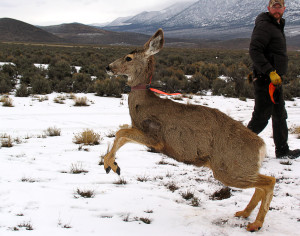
[104,29,275,232]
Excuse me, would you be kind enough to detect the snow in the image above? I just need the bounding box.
[34,64,48,70]
[0,93,299,236]
[0,62,16,67]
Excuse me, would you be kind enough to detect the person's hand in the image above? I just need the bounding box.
[269,70,282,85]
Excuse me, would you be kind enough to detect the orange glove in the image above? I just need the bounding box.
[269,70,282,85]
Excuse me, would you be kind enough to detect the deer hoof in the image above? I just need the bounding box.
[246,221,262,232]
[105,166,111,174]
[235,210,250,218]
[116,167,121,175]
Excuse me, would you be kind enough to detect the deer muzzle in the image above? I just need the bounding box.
[106,65,114,76]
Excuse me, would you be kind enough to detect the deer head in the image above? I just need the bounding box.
[106,29,164,86]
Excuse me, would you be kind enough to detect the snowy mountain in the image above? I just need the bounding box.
[103,0,300,40]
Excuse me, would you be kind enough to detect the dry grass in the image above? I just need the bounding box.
[0,95,8,103]
[70,163,89,174]
[38,96,48,102]
[73,96,89,106]
[280,160,292,166]
[139,217,152,224]
[211,187,232,200]
[106,130,116,138]
[21,177,37,183]
[1,135,13,147]
[73,129,101,145]
[1,96,14,107]
[290,125,300,139]
[67,93,76,100]
[137,175,150,182]
[31,95,48,102]
[17,222,33,231]
[123,215,152,224]
[75,188,95,198]
[191,197,200,207]
[53,95,66,104]
[165,182,179,192]
[180,190,195,200]
[45,127,61,136]
[113,177,127,185]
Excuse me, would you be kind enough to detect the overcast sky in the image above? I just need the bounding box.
[1,0,197,26]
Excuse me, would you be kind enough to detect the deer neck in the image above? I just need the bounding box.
[127,71,152,89]
[128,83,155,108]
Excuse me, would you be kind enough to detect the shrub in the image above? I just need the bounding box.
[94,77,126,97]
[73,129,101,145]
[72,73,92,93]
[212,78,227,96]
[285,78,300,98]
[200,63,219,81]
[48,59,72,80]
[242,80,254,98]
[15,84,30,97]
[189,72,210,93]
[0,76,13,94]
[54,77,73,93]
[222,82,236,97]
[30,74,51,94]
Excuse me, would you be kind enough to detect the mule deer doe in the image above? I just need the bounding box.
[104,29,275,232]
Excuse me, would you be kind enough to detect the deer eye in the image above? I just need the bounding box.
[125,56,132,62]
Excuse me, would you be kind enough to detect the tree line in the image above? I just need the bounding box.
[0,42,299,99]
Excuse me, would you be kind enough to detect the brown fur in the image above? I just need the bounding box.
[104,29,275,232]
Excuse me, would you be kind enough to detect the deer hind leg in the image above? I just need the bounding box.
[104,128,163,175]
[236,174,276,232]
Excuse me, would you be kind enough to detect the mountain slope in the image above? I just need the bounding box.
[0,18,62,43]
[103,0,300,40]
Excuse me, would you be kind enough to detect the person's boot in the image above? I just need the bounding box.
[276,148,300,159]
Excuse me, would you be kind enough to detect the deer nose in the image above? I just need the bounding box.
[106,66,111,72]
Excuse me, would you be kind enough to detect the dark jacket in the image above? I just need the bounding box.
[249,12,288,78]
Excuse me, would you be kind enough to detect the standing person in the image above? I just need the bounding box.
[248,0,300,159]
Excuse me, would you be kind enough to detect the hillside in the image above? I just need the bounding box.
[1,17,299,50]
[0,18,62,43]
[40,23,151,46]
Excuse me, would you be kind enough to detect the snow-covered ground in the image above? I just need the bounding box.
[0,93,299,236]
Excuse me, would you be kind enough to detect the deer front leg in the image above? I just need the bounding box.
[235,188,263,218]
[104,128,163,175]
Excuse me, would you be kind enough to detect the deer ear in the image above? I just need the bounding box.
[144,29,164,56]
